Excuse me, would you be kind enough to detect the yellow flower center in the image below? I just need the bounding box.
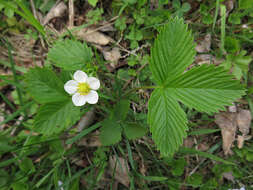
[77,82,91,95]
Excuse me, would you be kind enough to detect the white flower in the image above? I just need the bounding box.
[64,70,100,106]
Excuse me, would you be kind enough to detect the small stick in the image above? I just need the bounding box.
[68,0,74,28]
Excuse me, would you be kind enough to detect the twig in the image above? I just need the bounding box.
[29,0,46,49]
[68,0,74,28]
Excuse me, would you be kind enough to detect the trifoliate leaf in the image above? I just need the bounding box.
[124,123,147,140]
[148,18,245,156]
[148,89,188,156]
[167,64,245,114]
[47,39,93,70]
[100,119,122,146]
[34,100,80,135]
[150,18,195,85]
[26,67,68,104]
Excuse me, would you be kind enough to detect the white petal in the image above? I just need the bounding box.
[72,93,86,106]
[73,70,88,83]
[87,77,100,90]
[83,90,98,104]
[64,80,78,94]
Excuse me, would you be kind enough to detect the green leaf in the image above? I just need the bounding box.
[239,0,253,9]
[124,123,147,140]
[47,39,93,70]
[148,89,188,156]
[19,157,35,173]
[26,67,68,104]
[113,99,130,121]
[100,119,122,146]
[34,100,80,135]
[88,0,98,7]
[150,18,195,85]
[167,64,245,114]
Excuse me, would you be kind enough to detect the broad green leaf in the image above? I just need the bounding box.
[239,0,253,9]
[19,157,35,173]
[148,89,188,156]
[26,67,68,104]
[47,39,93,70]
[124,123,147,140]
[100,119,122,146]
[167,64,245,114]
[150,18,195,85]
[113,99,130,121]
[34,100,80,135]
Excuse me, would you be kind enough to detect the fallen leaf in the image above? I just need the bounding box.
[237,135,244,149]
[43,2,67,25]
[77,109,95,132]
[215,112,237,155]
[236,109,252,135]
[237,135,251,149]
[74,28,111,45]
[102,47,121,63]
[195,34,211,53]
[228,103,237,113]
[223,171,235,183]
[77,131,101,147]
[109,156,130,187]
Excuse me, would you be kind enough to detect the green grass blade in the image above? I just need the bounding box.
[66,121,102,144]
[179,147,235,165]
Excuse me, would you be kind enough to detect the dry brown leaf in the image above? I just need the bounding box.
[237,109,252,135]
[197,142,209,151]
[102,47,121,63]
[77,109,95,132]
[215,112,237,155]
[183,137,194,148]
[77,132,101,147]
[195,34,211,53]
[74,28,110,45]
[223,172,235,183]
[195,54,212,65]
[237,135,244,149]
[237,135,252,149]
[228,103,237,113]
[109,156,130,187]
[43,1,67,25]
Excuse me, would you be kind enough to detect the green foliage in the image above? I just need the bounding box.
[199,4,213,24]
[186,173,203,188]
[100,99,147,145]
[0,1,17,18]
[239,0,253,9]
[26,67,67,104]
[100,119,122,146]
[148,89,188,156]
[148,18,245,156]
[124,123,147,140]
[47,39,93,71]
[88,0,98,7]
[34,100,80,135]
[172,0,191,17]
[221,50,252,80]
[86,8,104,24]
[167,157,187,176]
[26,67,81,135]
[150,18,195,85]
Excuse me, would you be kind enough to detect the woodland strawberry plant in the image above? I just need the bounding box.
[24,18,245,156]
